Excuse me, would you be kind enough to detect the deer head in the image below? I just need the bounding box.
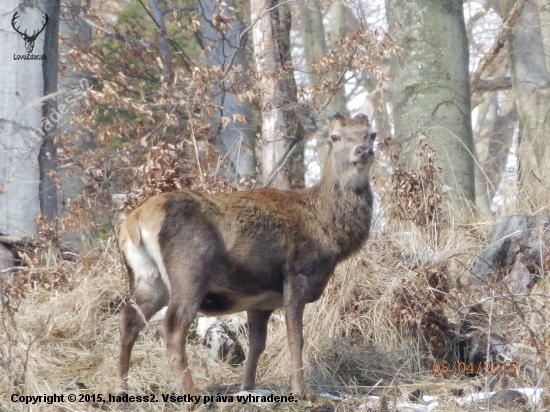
[326,112,377,188]
[11,9,49,54]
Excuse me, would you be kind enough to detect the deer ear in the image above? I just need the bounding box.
[328,112,344,121]
[353,114,369,126]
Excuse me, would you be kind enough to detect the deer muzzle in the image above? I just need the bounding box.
[351,145,374,166]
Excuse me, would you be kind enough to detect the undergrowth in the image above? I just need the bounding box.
[2,143,550,411]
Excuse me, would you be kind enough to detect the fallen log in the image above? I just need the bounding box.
[470,215,550,290]
[0,234,36,248]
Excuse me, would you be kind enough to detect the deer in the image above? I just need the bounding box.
[11,9,49,54]
[117,113,376,400]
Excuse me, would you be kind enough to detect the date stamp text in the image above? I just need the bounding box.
[431,361,517,376]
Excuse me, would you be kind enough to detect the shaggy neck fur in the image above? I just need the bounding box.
[306,149,373,261]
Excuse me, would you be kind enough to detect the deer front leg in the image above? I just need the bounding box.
[241,309,273,390]
[284,275,308,398]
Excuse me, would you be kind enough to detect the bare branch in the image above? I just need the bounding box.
[79,14,149,47]
[470,0,528,88]
[137,0,173,82]
[473,77,512,92]
[0,235,36,248]
[262,139,302,188]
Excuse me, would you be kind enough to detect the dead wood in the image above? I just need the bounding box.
[470,215,550,290]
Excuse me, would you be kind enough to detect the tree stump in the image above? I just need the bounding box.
[470,215,550,291]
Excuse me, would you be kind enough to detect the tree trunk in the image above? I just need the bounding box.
[537,0,550,74]
[327,0,347,114]
[199,0,257,181]
[148,0,172,83]
[297,1,349,176]
[40,0,60,224]
[473,94,498,215]
[501,0,550,207]
[56,0,94,245]
[483,94,517,204]
[250,0,289,188]
[297,0,330,174]
[277,2,305,188]
[0,1,45,236]
[298,0,327,100]
[386,0,476,208]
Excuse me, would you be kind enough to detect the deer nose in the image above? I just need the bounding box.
[355,145,370,155]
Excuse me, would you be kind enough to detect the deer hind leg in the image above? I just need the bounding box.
[284,274,308,398]
[161,256,216,396]
[159,220,230,395]
[163,291,205,396]
[117,266,169,394]
[241,309,273,390]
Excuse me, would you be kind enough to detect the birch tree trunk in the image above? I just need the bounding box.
[386,0,476,207]
[0,1,46,236]
[250,0,289,188]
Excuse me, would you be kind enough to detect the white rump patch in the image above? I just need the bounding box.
[140,228,172,293]
[123,228,171,293]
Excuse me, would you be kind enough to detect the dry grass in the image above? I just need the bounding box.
[1,208,550,411]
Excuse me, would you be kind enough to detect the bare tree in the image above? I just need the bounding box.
[386,0,476,207]
[500,0,550,207]
[199,0,257,181]
[250,0,289,188]
[296,1,348,172]
[0,1,49,236]
[39,0,61,224]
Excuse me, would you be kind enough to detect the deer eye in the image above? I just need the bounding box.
[370,133,377,140]
[331,135,340,142]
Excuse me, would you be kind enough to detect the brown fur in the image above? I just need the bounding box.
[117,113,376,398]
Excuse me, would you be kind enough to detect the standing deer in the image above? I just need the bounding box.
[117,113,376,399]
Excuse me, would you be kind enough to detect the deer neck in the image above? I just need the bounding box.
[308,155,373,261]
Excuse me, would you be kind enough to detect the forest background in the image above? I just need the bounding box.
[1,0,550,410]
